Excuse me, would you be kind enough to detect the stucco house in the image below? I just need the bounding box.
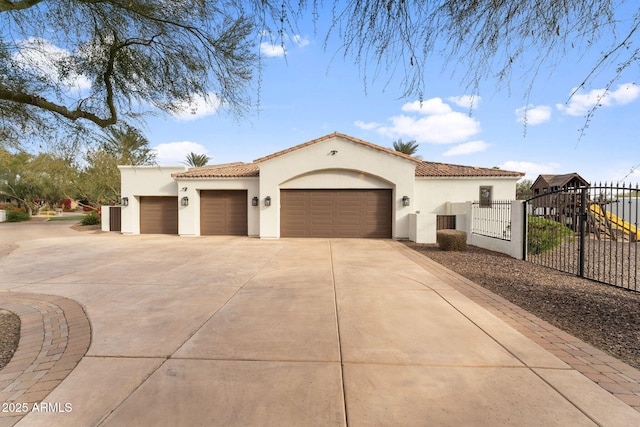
[117,132,523,242]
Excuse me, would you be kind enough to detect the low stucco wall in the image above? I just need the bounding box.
[101,206,110,232]
[0,210,6,222]
[408,213,437,243]
[410,201,524,259]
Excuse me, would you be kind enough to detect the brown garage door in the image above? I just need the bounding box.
[200,190,248,235]
[140,196,178,234]
[280,189,392,238]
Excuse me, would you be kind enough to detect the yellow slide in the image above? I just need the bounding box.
[589,204,639,241]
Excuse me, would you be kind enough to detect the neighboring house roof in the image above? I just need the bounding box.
[531,173,589,190]
[415,161,524,178]
[172,162,259,178]
[172,133,525,179]
[253,132,423,164]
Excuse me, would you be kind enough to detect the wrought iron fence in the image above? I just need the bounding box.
[472,200,512,241]
[525,182,639,292]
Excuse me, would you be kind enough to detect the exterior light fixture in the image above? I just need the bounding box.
[181,196,189,207]
[329,150,338,156]
[121,197,129,207]
[181,187,188,192]
[265,196,271,207]
[252,196,259,206]
[402,196,411,207]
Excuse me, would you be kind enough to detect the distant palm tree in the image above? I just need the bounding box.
[392,139,420,156]
[184,152,211,167]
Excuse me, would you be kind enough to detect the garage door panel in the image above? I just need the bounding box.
[200,190,248,236]
[140,197,178,234]
[281,189,391,238]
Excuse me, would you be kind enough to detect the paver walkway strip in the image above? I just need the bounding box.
[0,292,91,427]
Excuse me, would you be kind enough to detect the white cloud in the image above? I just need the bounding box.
[447,95,481,109]
[259,33,308,58]
[442,140,489,156]
[500,160,560,180]
[557,83,640,116]
[260,41,286,57]
[292,35,310,48]
[171,93,221,121]
[401,98,452,115]
[358,96,481,144]
[354,120,381,130]
[13,37,91,92]
[153,141,210,165]
[516,104,552,125]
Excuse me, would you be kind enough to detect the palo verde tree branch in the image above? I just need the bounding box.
[0,83,117,127]
[0,0,43,12]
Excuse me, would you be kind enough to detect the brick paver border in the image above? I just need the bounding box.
[0,292,91,427]
[394,241,640,413]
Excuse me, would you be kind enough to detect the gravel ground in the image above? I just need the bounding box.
[0,310,20,370]
[405,243,640,370]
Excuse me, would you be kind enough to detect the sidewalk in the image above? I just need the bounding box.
[0,228,638,426]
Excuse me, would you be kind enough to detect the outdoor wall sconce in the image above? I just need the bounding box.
[329,150,338,156]
[402,196,411,207]
[265,196,271,207]
[252,196,259,206]
[181,196,189,207]
[121,197,129,207]
[181,187,188,192]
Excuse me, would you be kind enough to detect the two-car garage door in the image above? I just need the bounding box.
[280,189,392,238]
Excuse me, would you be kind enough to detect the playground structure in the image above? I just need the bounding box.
[526,182,640,292]
[587,203,639,242]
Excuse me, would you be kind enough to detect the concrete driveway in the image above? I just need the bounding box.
[1,221,639,426]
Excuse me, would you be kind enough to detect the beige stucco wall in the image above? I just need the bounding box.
[413,177,519,216]
[281,169,392,189]
[174,178,260,237]
[118,165,186,234]
[256,135,418,239]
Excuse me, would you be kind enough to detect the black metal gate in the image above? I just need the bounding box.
[525,183,639,292]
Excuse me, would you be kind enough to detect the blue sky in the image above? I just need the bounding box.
[10,4,640,185]
[145,9,640,185]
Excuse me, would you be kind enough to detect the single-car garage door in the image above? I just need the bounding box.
[200,190,248,235]
[140,196,178,234]
[280,189,392,238]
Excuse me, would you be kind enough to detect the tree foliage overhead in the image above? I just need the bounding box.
[1,0,637,147]
[0,0,259,144]
[330,0,636,101]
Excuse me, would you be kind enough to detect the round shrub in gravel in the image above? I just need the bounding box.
[436,229,467,251]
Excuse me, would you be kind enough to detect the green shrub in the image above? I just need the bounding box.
[6,210,31,222]
[80,211,101,226]
[527,217,573,255]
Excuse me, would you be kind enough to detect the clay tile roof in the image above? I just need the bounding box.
[415,161,524,178]
[253,132,423,164]
[172,162,259,178]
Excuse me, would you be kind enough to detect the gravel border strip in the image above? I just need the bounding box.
[0,292,91,426]
[392,241,640,412]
